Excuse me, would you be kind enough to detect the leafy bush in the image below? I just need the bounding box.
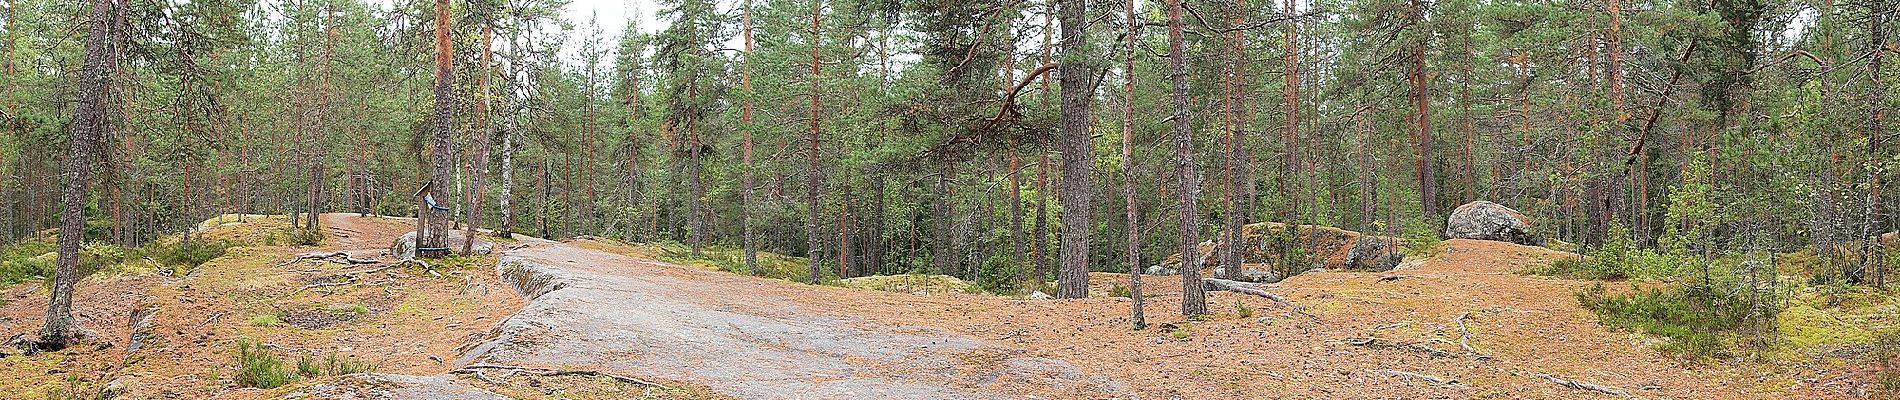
[1107,283,1131,298]
[1234,299,1254,318]
[1577,283,1759,360]
[235,340,297,389]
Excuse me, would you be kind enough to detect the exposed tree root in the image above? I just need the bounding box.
[278,251,380,268]
[1344,336,1451,358]
[1370,369,1462,386]
[1536,373,1637,399]
[1455,311,1491,360]
[284,258,440,297]
[453,363,671,390]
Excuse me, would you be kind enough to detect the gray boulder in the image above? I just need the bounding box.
[1344,237,1404,272]
[1444,201,1542,246]
[391,230,492,258]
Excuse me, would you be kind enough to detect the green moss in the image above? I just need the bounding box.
[1778,305,1875,350]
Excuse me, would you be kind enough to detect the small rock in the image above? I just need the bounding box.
[1027,291,1053,300]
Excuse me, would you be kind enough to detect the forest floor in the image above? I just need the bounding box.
[0,214,1886,399]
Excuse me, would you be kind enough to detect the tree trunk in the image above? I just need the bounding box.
[1055,0,1093,299]
[806,0,825,284]
[1220,0,1249,280]
[740,0,759,275]
[1408,0,1435,219]
[423,0,455,258]
[1166,0,1206,316]
[464,18,495,254]
[41,0,116,350]
[1034,153,1050,282]
[1859,0,1886,285]
[1124,0,1145,330]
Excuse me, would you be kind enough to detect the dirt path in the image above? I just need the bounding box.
[452,240,1127,399]
[297,216,1862,399]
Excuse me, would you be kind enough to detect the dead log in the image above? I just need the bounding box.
[1535,373,1637,399]
[1203,278,1319,321]
[1202,278,1292,305]
[453,364,670,390]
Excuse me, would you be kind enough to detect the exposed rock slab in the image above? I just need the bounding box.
[457,245,1127,399]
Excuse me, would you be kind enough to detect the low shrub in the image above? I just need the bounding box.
[1577,283,1759,360]
[1399,218,1443,258]
[971,255,1025,296]
[287,228,325,247]
[1531,225,1691,281]
[147,239,235,270]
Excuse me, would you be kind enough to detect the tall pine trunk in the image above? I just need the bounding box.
[1166,0,1206,316]
[423,0,455,258]
[742,0,759,275]
[1055,0,1093,299]
[1124,0,1145,330]
[1859,0,1886,285]
[41,0,116,350]
[806,0,825,284]
[1220,0,1248,280]
[464,19,495,254]
[1408,0,1435,219]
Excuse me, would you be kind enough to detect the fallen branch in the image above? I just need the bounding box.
[453,364,669,390]
[1370,369,1461,386]
[1536,373,1636,399]
[1203,278,1320,321]
[287,279,358,297]
[1454,311,1492,360]
[1202,278,1292,306]
[1378,274,1423,282]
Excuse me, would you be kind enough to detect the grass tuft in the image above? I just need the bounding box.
[234,340,297,389]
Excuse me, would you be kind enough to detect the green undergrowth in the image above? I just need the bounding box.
[640,241,841,285]
[234,339,377,389]
[1579,283,1762,360]
[1526,226,1690,281]
[0,236,236,285]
